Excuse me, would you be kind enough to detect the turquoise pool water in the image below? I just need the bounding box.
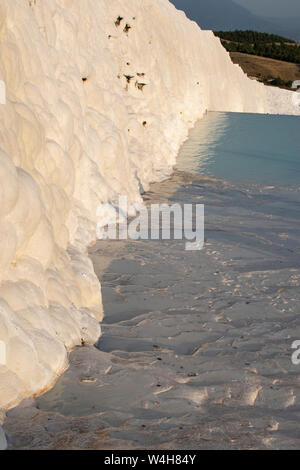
[177,112,300,187]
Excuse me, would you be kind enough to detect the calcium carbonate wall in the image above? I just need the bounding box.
[0,0,299,414]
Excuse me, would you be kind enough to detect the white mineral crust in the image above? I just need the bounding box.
[0,0,299,411]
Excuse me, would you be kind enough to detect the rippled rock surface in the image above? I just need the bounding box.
[4,172,300,449]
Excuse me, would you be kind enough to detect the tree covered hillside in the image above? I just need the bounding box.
[215,30,300,64]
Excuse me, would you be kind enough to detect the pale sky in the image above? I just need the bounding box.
[233,0,300,18]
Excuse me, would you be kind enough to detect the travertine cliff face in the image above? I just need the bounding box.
[0,0,298,412]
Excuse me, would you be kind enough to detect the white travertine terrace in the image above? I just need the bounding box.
[0,0,299,415]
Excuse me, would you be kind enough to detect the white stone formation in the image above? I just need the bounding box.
[0,0,299,414]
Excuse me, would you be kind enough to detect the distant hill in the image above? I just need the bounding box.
[213,30,300,90]
[215,30,300,65]
[229,52,300,90]
[215,30,296,45]
[170,0,300,42]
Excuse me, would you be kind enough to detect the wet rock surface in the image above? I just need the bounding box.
[0,426,7,450]
[4,172,300,450]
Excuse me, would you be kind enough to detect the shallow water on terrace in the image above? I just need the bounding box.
[177,112,300,187]
[4,113,300,450]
